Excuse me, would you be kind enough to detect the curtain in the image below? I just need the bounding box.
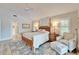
[60,20,69,35]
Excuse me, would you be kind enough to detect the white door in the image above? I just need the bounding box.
[0,19,1,40]
[1,18,11,41]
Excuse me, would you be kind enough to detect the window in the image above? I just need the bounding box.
[60,20,69,35]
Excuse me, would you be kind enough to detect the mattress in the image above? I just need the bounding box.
[22,31,49,48]
[23,31,49,40]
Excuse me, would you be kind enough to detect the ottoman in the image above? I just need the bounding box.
[50,41,68,55]
[58,39,76,52]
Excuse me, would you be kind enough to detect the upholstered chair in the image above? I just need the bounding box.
[57,32,76,52]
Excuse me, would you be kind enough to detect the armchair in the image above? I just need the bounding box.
[57,32,76,52]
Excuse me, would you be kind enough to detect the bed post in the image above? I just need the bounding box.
[32,47,36,54]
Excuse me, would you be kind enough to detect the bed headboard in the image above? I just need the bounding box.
[39,26,50,32]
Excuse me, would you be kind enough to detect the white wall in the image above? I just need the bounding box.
[40,17,50,26]
[18,18,32,33]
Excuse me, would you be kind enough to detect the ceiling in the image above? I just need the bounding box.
[0,3,79,20]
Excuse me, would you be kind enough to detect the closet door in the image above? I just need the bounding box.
[0,19,1,40]
[1,17,11,41]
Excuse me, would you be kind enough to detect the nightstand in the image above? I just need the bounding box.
[49,33,59,42]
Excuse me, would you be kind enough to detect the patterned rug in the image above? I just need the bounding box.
[0,40,78,55]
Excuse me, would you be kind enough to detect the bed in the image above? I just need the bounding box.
[21,31,49,52]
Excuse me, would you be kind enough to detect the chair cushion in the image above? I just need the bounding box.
[63,32,74,40]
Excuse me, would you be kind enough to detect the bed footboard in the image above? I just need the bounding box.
[22,35,33,48]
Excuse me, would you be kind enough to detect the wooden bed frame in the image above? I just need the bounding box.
[22,35,37,53]
[21,26,50,48]
[39,26,50,32]
[22,35,33,48]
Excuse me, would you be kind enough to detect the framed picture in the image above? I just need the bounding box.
[22,24,30,29]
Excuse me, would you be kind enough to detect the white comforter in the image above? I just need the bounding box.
[23,31,49,48]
